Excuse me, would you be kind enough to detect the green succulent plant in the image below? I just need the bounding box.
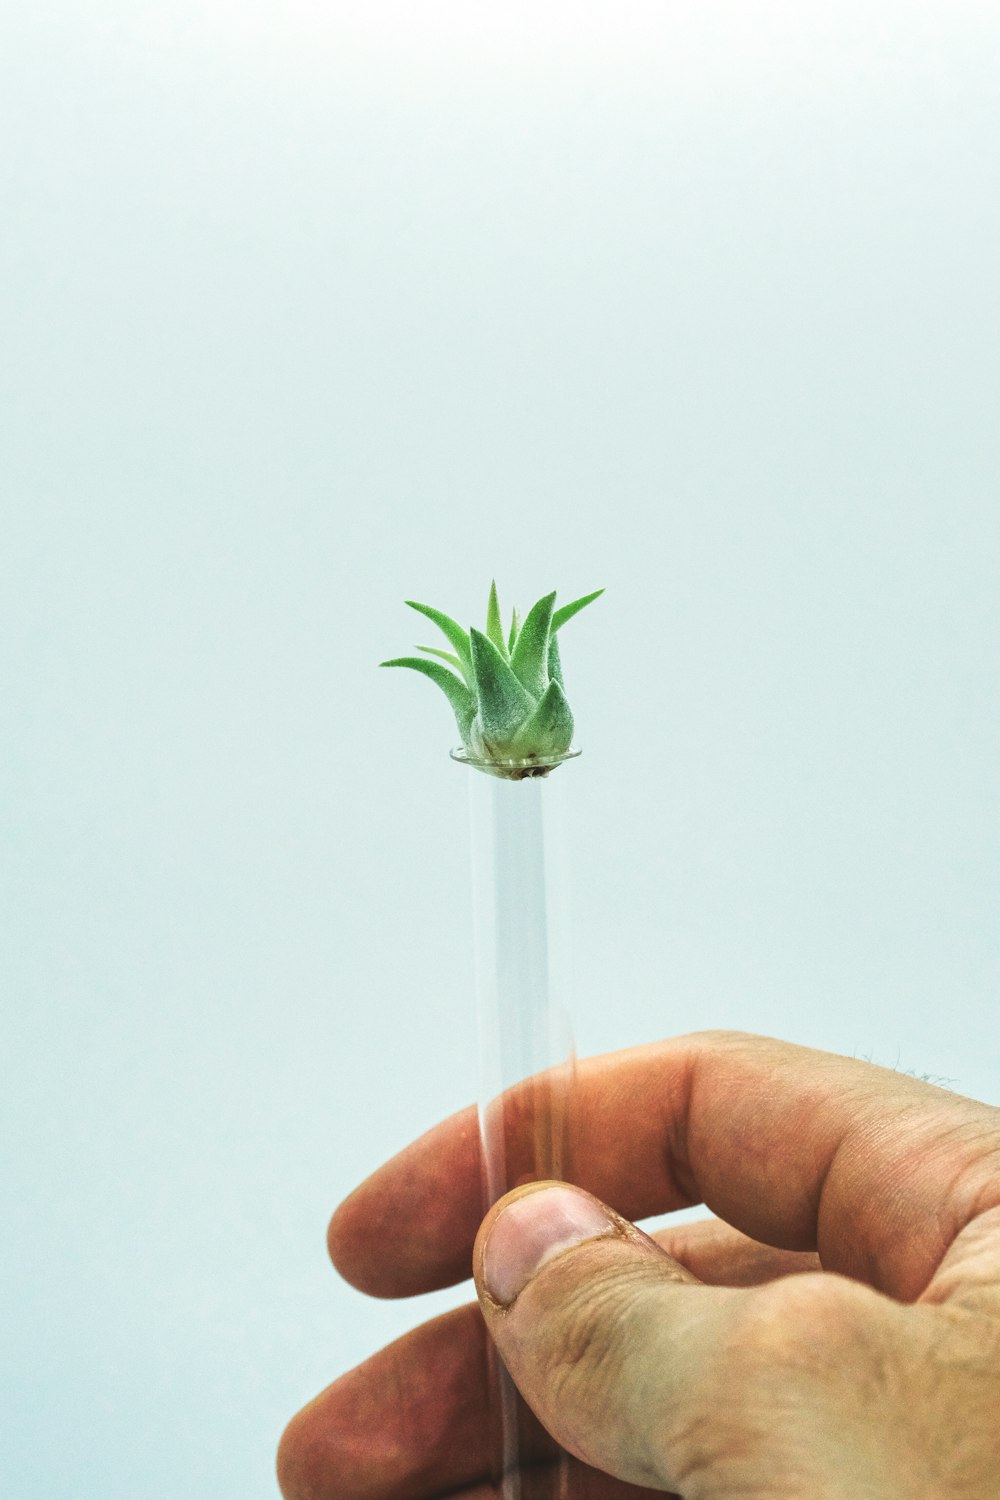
[381,582,603,778]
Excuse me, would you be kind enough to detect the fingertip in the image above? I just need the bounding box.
[325,1192,365,1286]
[326,1193,403,1297]
[275,1391,331,1500]
[277,1305,498,1499]
[328,1181,482,1299]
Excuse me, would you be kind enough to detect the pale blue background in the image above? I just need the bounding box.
[2,3,999,1496]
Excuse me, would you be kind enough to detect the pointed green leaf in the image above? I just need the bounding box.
[380,657,476,747]
[486,580,508,659]
[552,588,604,634]
[507,678,574,758]
[507,606,521,655]
[547,630,564,691]
[418,644,464,672]
[468,714,488,761]
[404,600,473,681]
[469,628,537,752]
[509,590,556,701]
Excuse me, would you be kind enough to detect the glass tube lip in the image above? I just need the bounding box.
[450,746,582,780]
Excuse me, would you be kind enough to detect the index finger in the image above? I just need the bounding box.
[328,1030,1000,1303]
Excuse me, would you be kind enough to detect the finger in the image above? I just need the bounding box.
[473,1181,733,1488]
[278,1223,812,1500]
[330,1030,1000,1302]
[472,1182,899,1491]
[276,1300,667,1500]
[651,1216,822,1285]
[275,1303,517,1500]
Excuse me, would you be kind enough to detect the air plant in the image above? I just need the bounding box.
[380,582,603,777]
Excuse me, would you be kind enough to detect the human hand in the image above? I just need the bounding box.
[277,1031,1000,1498]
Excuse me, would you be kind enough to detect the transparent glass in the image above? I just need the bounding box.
[453,746,579,1498]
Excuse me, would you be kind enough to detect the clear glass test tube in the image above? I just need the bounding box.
[453,747,579,1499]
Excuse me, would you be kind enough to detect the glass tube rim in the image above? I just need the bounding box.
[449,746,582,779]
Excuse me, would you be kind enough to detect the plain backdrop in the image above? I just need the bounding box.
[2,3,999,1496]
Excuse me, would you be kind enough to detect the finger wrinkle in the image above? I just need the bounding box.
[817,1094,1000,1300]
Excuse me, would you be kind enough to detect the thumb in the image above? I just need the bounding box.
[473,1181,728,1490]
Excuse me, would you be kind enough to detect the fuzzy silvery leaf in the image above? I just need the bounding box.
[486,580,508,659]
[547,630,564,692]
[507,607,520,655]
[509,590,556,701]
[552,588,604,634]
[404,600,473,686]
[418,644,464,672]
[469,628,537,751]
[508,678,574,757]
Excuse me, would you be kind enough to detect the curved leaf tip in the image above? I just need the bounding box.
[552,588,604,633]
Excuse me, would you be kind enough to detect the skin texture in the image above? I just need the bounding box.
[277,1030,1000,1498]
